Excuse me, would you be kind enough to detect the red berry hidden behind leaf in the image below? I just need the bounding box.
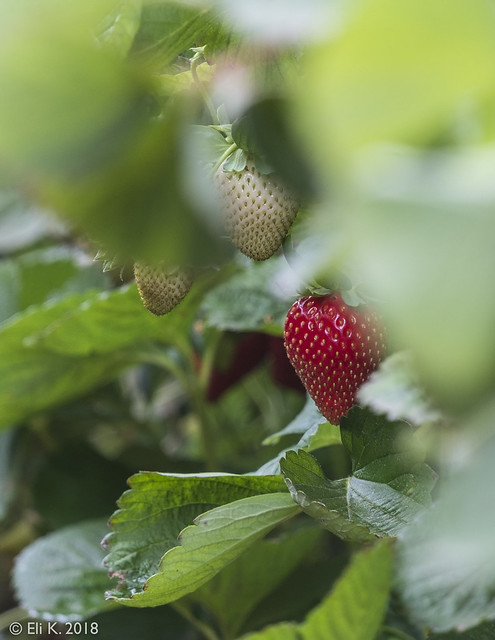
[284,293,386,424]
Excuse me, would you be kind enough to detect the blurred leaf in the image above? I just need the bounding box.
[0,191,63,254]
[200,259,291,334]
[358,352,442,427]
[0,284,197,428]
[108,492,299,607]
[0,2,149,177]
[429,621,495,640]
[217,0,341,45]
[232,98,317,199]
[14,519,116,621]
[301,541,393,640]
[104,472,289,599]
[42,100,230,265]
[0,247,108,324]
[348,146,495,409]
[298,0,495,160]
[33,443,129,529]
[395,429,495,632]
[97,0,143,57]
[281,408,436,542]
[130,3,224,68]
[189,526,321,638]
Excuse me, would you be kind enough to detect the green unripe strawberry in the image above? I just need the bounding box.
[134,263,193,316]
[214,159,299,261]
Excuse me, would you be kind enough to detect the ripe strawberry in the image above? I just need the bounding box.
[268,336,306,394]
[214,159,299,261]
[284,293,386,424]
[204,332,268,402]
[134,263,193,316]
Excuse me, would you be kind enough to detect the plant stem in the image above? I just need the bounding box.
[135,344,219,471]
[191,53,220,126]
[381,626,418,640]
[212,142,238,174]
[172,601,221,640]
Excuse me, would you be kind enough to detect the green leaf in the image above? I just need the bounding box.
[299,0,495,158]
[108,492,299,607]
[395,428,495,633]
[301,541,393,640]
[130,4,223,69]
[0,284,197,428]
[200,259,291,334]
[191,526,322,639]
[263,395,330,446]
[259,396,340,476]
[22,283,193,357]
[357,352,442,427]
[281,408,436,542]
[104,472,289,600]
[13,519,116,621]
[281,450,374,543]
[242,541,393,640]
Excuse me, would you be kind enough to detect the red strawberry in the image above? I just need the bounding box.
[268,336,306,394]
[214,159,299,261]
[284,293,386,424]
[134,263,193,316]
[205,332,268,402]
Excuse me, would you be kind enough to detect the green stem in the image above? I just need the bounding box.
[172,601,221,640]
[191,53,220,126]
[212,142,238,174]
[198,330,223,394]
[135,344,219,471]
[381,626,418,640]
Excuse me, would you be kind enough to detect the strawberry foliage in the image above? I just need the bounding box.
[1,2,495,640]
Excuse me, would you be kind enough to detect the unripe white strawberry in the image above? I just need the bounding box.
[134,263,193,316]
[214,160,299,261]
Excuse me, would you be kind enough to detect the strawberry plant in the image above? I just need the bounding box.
[1,1,495,640]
